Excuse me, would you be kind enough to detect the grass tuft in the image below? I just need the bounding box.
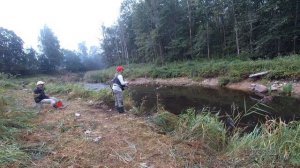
[226,120,300,167]
[282,83,293,96]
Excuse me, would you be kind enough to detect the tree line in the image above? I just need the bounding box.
[0,26,104,75]
[101,0,300,66]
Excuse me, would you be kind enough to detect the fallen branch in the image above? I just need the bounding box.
[249,71,269,78]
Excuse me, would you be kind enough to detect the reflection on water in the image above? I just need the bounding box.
[129,85,300,123]
[84,83,300,125]
[84,83,110,91]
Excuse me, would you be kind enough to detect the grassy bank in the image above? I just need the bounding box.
[84,55,300,83]
[152,108,300,167]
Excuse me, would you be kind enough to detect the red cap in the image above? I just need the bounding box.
[116,65,124,72]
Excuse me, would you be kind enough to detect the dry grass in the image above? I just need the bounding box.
[9,89,218,167]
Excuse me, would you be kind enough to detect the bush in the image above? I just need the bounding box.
[152,112,179,132]
[282,83,293,96]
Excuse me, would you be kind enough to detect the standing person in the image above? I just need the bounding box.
[33,81,58,108]
[112,65,128,113]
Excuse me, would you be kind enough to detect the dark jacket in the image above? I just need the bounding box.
[34,87,49,103]
[112,76,126,90]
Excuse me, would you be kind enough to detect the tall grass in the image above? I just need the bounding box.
[85,55,300,83]
[176,109,227,151]
[152,105,300,166]
[152,108,227,151]
[0,95,36,166]
[227,120,300,167]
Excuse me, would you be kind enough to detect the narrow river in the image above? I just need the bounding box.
[84,83,300,127]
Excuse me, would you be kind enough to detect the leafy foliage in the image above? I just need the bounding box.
[101,0,300,65]
[0,27,31,74]
[38,25,64,72]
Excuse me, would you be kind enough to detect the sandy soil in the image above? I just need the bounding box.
[12,89,225,167]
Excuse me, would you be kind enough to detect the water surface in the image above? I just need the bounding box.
[129,85,300,123]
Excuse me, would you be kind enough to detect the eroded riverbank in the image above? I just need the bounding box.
[129,77,300,98]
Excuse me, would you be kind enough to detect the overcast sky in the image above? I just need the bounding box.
[0,0,122,50]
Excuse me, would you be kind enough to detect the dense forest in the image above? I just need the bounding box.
[1,0,299,75]
[0,26,103,75]
[101,0,300,65]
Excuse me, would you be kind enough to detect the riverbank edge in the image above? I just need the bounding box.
[129,77,300,98]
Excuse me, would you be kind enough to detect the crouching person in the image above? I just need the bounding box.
[112,66,128,113]
[34,81,58,108]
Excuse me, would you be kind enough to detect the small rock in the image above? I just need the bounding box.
[84,130,92,134]
[93,136,102,143]
[139,163,153,168]
[270,84,278,91]
[253,84,268,93]
[75,113,81,117]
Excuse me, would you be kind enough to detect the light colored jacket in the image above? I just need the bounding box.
[112,73,128,92]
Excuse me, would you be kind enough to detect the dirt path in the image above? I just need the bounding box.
[15,89,223,167]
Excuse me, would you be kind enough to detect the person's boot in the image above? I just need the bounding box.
[118,107,125,113]
[53,104,58,109]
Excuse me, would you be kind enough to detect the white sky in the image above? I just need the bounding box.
[0,0,122,50]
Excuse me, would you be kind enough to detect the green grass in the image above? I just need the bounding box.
[152,108,227,151]
[176,109,227,151]
[0,144,30,166]
[85,55,300,83]
[46,83,114,105]
[0,94,37,166]
[227,120,300,167]
[282,83,293,96]
[152,111,179,132]
[0,73,19,89]
[152,106,300,167]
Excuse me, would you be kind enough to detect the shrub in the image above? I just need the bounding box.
[282,83,293,96]
[152,112,179,132]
